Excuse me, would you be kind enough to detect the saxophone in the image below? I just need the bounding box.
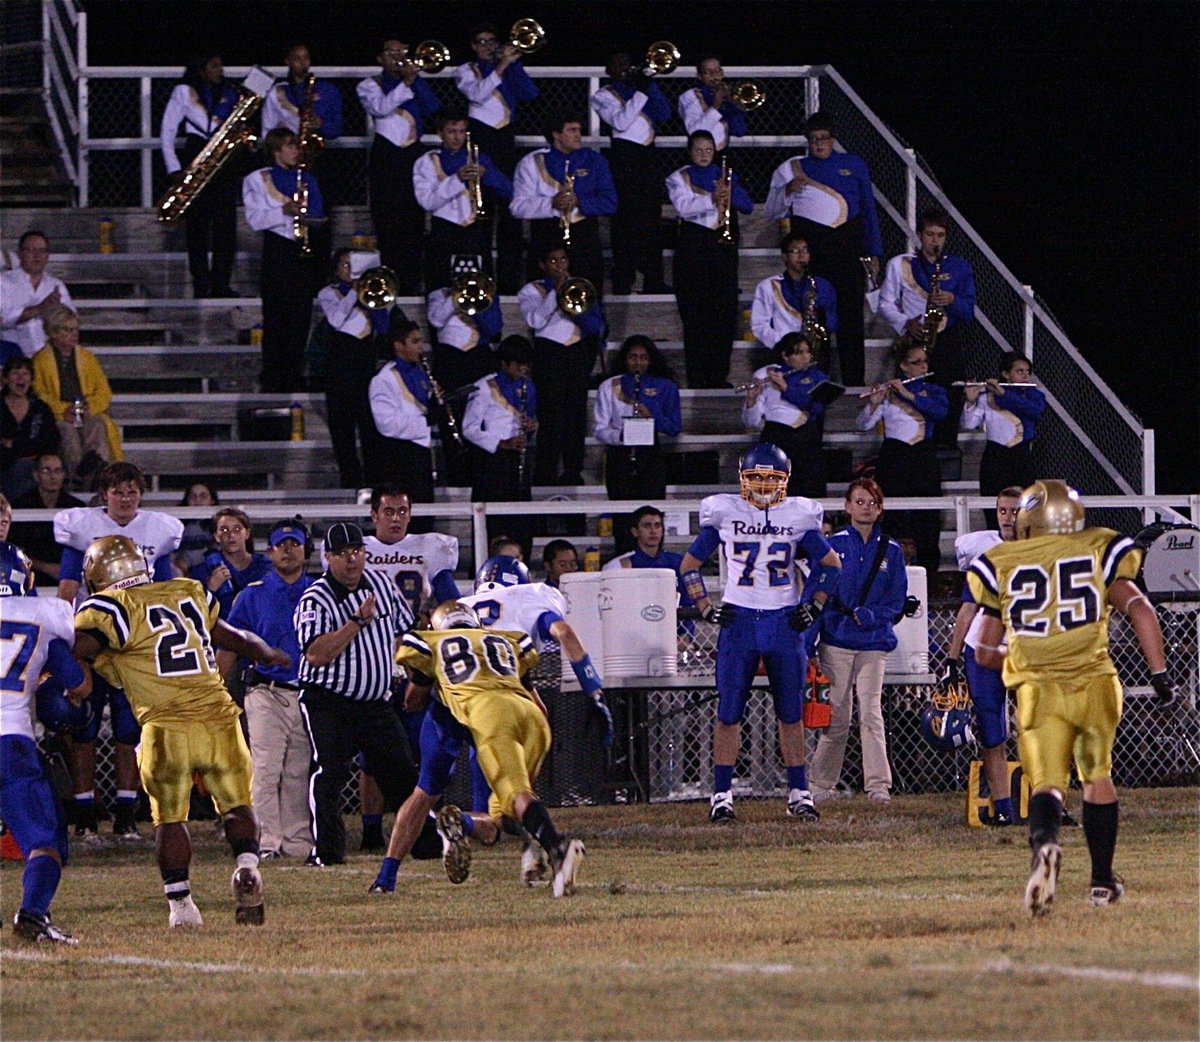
[918,252,947,352]
[559,159,574,247]
[803,276,830,364]
[628,373,642,468]
[157,90,262,224]
[297,73,325,165]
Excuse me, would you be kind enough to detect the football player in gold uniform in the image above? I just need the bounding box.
[396,601,586,897]
[70,535,291,928]
[967,480,1178,916]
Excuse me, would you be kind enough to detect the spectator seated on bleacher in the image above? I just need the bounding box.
[1,356,61,501]
[30,305,122,490]
[0,231,76,360]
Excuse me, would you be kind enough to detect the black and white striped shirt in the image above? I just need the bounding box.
[294,567,414,701]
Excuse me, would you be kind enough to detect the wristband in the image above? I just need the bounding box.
[681,568,708,604]
[350,615,368,628]
[570,653,604,695]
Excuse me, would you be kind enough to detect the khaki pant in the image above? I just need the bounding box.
[56,416,110,487]
[809,645,892,796]
[243,683,313,857]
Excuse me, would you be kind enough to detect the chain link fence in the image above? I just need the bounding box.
[69,604,1196,819]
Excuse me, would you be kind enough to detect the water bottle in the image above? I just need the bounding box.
[71,397,85,428]
[249,323,263,346]
[98,217,115,254]
[203,552,235,599]
[584,545,600,572]
[597,514,612,538]
[289,401,305,441]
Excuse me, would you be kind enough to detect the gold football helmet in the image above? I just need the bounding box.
[429,600,481,631]
[1015,479,1086,540]
[83,535,150,593]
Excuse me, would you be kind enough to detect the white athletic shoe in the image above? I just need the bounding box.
[709,790,736,824]
[551,838,586,898]
[1024,842,1062,917]
[168,896,203,929]
[232,866,265,925]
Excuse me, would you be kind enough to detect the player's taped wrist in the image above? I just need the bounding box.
[571,654,604,695]
[682,568,708,605]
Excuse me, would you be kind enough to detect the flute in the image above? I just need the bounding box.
[734,364,802,393]
[952,381,1037,388]
[857,373,934,398]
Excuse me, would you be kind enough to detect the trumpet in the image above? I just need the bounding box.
[640,41,680,77]
[405,40,451,74]
[419,354,465,451]
[559,159,574,247]
[508,17,546,55]
[716,155,734,246]
[730,79,767,111]
[356,266,399,309]
[858,373,934,398]
[557,276,596,317]
[465,131,486,221]
[450,270,496,316]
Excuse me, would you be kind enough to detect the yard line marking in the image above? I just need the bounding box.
[1,949,367,978]
[925,958,1196,992]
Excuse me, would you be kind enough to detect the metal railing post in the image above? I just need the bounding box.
[904,148,917,236]
[472,502,489,569]
[1022,284,1034,358]
[1142,429,1156,521]
[140,76,152,207]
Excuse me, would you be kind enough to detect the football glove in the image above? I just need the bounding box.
[788,602,822,633]
[1149,671,1178,709]
[589,692,615,747]
[941,658,964,686]
[700,603,736,627]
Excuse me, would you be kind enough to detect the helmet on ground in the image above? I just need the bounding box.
[919,683,975,752]
[35,678,94,737]
[475,554,530,593]
[430,600,482,631]
[0,541,35,597]
[83,535,150,594]
[1015,479,1085,540]
[738,443,791,509]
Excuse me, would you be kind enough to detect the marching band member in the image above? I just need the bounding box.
[856,340,948,573]
[427,277,503,397]
[750,233,839,360]
[742,332,829,498]
[454,23,539,293]
[242,129,326,393]
[357,38,439,294]
[517,246,606,486]
[877,208,977,444]
[677,55,747,154]
[367,320,436,503]
[159,52,242,299]
[260,43,343,171]
[962,351,1046,523]
[414,109,513,292]
[665,130,753,389]
[593,334,681,505]
[765,112,882,387]
[591,51,672,295]
[510,111,616,293]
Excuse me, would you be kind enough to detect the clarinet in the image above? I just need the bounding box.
[629,373,642,468]
[516,382,529,489]
[419,354,464,450]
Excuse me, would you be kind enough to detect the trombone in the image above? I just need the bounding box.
[356,266,400,309]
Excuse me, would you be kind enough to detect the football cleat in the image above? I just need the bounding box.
[231,866,265,925]
[988,812,1015,828]
[75,826,104,848]
[1014,479,1085,540]
[367,880,394,895]
[475,554,531,593]
[1024,842,1062,917]
[787,788,820,820]
[1060,807,1079,828]
[1088,876,1125,907]
[13,909,78,945]
[551,838,585,898]
[168,896,204,929]
[520,840,548,887]
[709,790,736,825]
[113,820,143,843]
[435,805,472,885]
[82,535,150,594]
[738,443,791,509]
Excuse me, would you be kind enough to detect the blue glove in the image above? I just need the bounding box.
[852,606,876,628]
[590,692,615,747]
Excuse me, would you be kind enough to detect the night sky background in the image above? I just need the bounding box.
[84,0,1198,494]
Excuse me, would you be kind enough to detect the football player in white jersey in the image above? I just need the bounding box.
[369,554,609,893]
[679,443,841,824]
[0,541,91,944]
[52,462,184,843]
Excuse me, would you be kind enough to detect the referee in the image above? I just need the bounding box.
[295,521,437,865]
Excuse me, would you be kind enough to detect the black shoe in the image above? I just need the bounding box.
[1061,808,1079,827]
[612,282,634,296]
[642,281,673,294]
[209,286,239,298]
[13,909,77,945]
[558,472,584,486]
[988,812,1015,828]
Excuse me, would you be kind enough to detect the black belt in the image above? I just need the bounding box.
[247,672,299,692]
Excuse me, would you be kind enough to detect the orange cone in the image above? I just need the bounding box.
[1,827,24,861]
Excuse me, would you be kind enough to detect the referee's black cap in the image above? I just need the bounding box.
[325,521,365,553]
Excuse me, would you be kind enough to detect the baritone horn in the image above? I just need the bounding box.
[558,277,596,317]
[356,266,400,309]
[731,79,767,111]
[641,41,681,77]
[508,18,546,55]
[450,271,496,316]
[408,40,451,73]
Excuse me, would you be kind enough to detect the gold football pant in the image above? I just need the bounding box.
[137,717,254,826]
[1015,674,1122,792]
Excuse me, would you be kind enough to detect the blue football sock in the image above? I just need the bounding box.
[362,814,382,828]
[22,855,61,918]
[375,857,401,890]
[994,796,1014,818]
[786,765,809,791]
[459,814,475,837]
[714,765,734,794]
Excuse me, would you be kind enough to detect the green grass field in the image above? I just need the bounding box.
[2,789,1197,1041]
